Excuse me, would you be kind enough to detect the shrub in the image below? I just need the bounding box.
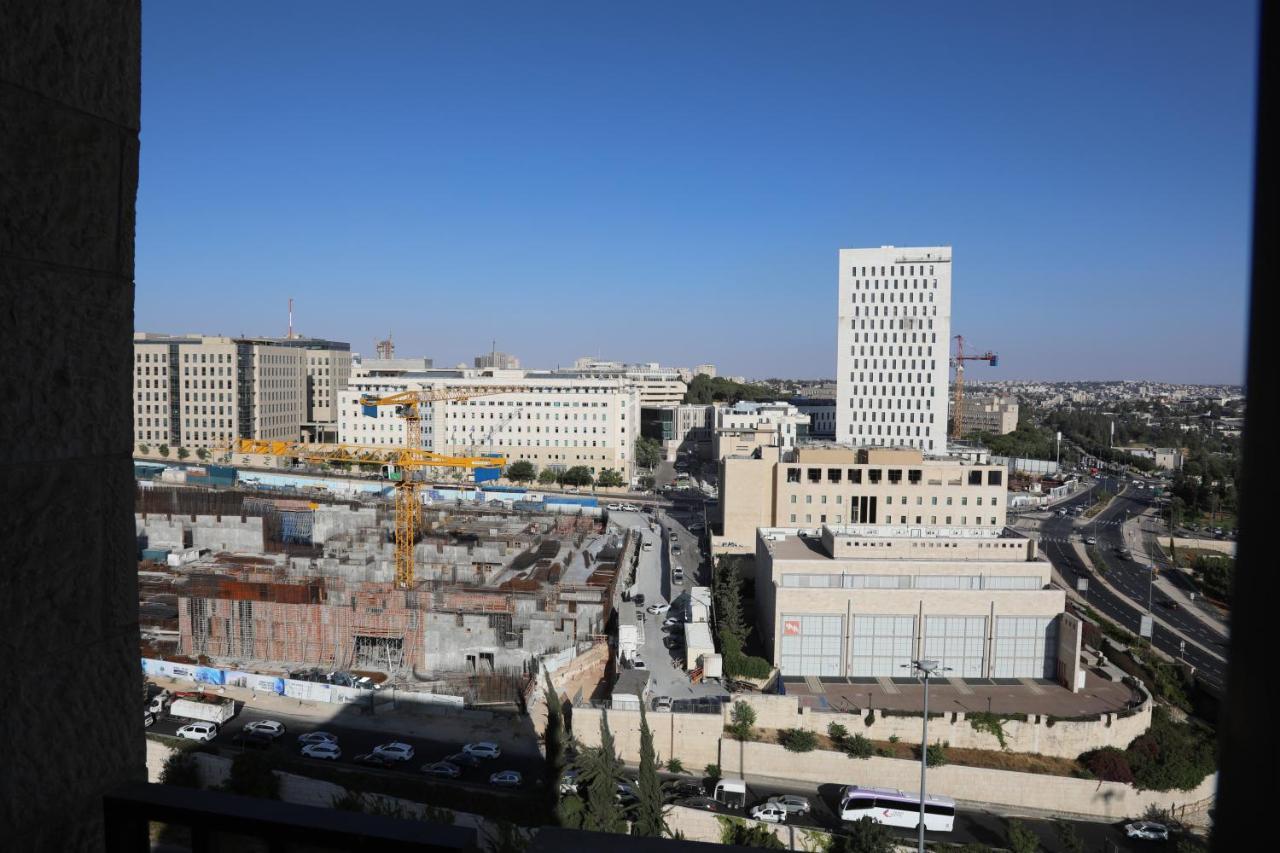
[729,701,756,741]
[1005,818,1040,853]
[224,750,280,799]
[863,710,876,727]
[159,749,200,788]
[843,733,874,759]
[827,722,849,744]
[1082,746,1135,784]
[888,734,900,744]
[1124,707,1216,791]
[968,711,1009,750]
[718,817,785,849]
[924,742,948,767]
[704,763,721,783]
[666,757,684,774]
[778,728,817,753]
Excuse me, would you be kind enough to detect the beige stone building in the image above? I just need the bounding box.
[756,524,1066,678]
[339,368,640,480]
[133,334,309,451]
[716,446,1007,553]
[712,401,810,461]
[955,393,1019,436]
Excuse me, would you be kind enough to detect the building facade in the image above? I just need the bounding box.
[563,359,687,405]
[641,403,716,460]
[712,401,810,461]
[836,246,952,454]
[338,368,640,480]
[717,446,1007,553]
[756,525,1065,679]
[955,393,1018,436]
[474,351,520,370]
[133,334,308,450]
[792,398,837,440]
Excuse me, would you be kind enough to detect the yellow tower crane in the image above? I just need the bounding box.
[228,384,523,588]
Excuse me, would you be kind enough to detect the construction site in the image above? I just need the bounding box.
[136,483,625,703]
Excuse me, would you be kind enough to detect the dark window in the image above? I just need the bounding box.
[787,468,801,483]
[868,469,882,484]
[807,468,822,483]
[828,468,842,483]
[968,470,983,486]
[888,469,902,484]
[849,469,862,484]
[925,803,956,817]
[844,797,875,811]
[988,470,1003,486]
[908,469,922,484]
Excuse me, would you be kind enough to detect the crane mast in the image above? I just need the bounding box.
[950,335,999,441]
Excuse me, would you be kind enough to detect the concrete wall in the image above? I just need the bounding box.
[190,514,265,552]
[313,505,378,544]
[720,740,1215,821]
[1167,537,1236,557]
[0,2,145,848]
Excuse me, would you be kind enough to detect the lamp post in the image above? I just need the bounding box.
[904,659,951,852]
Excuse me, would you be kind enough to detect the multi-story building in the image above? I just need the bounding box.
[132,333,308,450]
[716,446,1006,553]
[641,403,715,460]
[474,351,520,370]
[693,363,717,379]
[755,524,1065,679]
[953,393,1018,437]
[791,398,836,440]
[561,359,686,405]
[712,401,810,461]
[338,368,640,480]
[836,245,952,454]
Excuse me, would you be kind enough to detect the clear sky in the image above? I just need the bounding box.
[136,2,1258,383]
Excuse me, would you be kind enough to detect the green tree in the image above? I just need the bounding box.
[597,469,625,488]
[538,468,559,485]
[842,733,873,759]
[826,816,894,853]
[224,750,280,800]
[704,763,721,783]
[1052,820,1084,853]
[729,700,757,741]
[177,446,190,460]
[779,728,817,752]
[1005,818,1040,853]
[159,749,200,788]
[195,447,210,461]
[635,436,662,469]
[559,466,594,487]
[137,443,150,455]
[507,460,536,483]
[582,712,627,833]
[158,444,170,457]
[543,671,568,823]
[632,705,666,837]
[665,757,684,774]
[483,820,530,853]
[827,722,849,744]
[718,817,785,848]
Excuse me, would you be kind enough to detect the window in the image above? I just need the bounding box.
[908,469,922,484]
[828,468,842,483]
[807,468,822,483]
[787,468,801,483]
[968,470,983,486]
[887,469,902,484]
[867,469,882,484]
[988,470,1003,486]
[849,469,862,484]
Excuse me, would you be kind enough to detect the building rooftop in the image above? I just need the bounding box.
[759,524,1032,563]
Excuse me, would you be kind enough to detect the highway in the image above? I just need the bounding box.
[1034,479,1227,690]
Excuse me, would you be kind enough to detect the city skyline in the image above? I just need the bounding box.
[136,2,1256,383]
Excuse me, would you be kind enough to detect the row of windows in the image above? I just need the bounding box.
[789,512,999,526]
[851,290,936,304]
[785,467,1001,487]
[851,264,937,276]
[780,573,1040,590]
[790,493,998,507]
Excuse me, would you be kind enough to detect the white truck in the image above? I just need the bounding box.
[168,694,236,725]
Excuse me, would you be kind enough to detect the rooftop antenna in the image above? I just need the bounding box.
[287,297,294,339]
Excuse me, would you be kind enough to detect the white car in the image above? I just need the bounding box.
[633,657,647,670]
[607,503,622,511]
[296,731,338,745]
[663,616,682,627]
[463,742,501,759]
[242,720,286,739]
[1124,821,1169,841]
[176,722,217,742]
[766,795,811,815]
[749,803,789,823]
[372,742,415,761]
[300,742,341,760]
[647,603,670,614]
[489,770,523,788]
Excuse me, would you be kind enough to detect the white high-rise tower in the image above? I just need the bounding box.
[836,245,952,454]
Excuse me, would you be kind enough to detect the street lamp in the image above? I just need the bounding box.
[903,658,951,852]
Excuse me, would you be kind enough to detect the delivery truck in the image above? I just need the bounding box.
[168,693,236,725]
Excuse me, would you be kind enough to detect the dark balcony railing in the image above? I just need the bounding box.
[103,781,476,852]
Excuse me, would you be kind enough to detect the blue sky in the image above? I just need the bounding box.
[137,2,1258,383]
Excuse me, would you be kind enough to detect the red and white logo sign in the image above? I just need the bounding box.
[784,620,801,636]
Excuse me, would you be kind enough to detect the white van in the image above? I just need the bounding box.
[713,777,747,810]
[642,540,654,552]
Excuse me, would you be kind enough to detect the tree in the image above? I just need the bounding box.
[596,469,625,489]
[729,700,756,741]
[543,671,568,823]
[635,436,662,469]
[507,460,536,483]
[1052,820,1084,853]
[826,817,894,853]
[704,763,721,783]
[483,820,530,853]
[177,446,190,460]
[718,818,785,849]
[1005,818,1040,853]
[632,705,666,837]
[158,444,170,457]
[196,447,210,461]
[137,443,150,455]
[224,750,280,800]
[1082,746,1135,784]
[159,749,200,788]
[665,757,684,774]
[779,728,817,752]
[559,466,595,487]
[581,712,627,833]
[538,468,559,485]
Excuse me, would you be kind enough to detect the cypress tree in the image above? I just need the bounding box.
[632,705,666,836]
[543,670,567,823]
[582,711,627,834]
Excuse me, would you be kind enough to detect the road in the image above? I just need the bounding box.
[151,704,543,786]
[1034,479,1227,690]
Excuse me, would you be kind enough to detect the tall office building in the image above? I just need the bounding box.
[836,246,952,454]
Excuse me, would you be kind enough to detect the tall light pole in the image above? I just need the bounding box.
[904,659,950,852]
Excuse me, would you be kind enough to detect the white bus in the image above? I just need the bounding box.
[838,785,955,832]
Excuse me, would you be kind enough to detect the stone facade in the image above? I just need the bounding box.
[0,1,145,849]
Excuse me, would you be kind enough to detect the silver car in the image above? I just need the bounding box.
[766,795,811,816]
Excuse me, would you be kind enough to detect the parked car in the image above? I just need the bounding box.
[352,752,399,768]
[633,657,647,670]
[443,751,484,768]
[242,720,286,739]
[633,593,645,607]
[177,722,218,742]
[663,781,704,800]
[653,696,673,712]
[422,761,462,778]
[616,781,638,803]
[1124,821,1169,841]
[663,635,683,650]
[463,742,502,759]
[749,803,789,823]
[231,730,274,750]
[647,603,670,614]
[766,795,811,815]
[297,731,338,745]
[301,742,341,761]
[1085,536,1097,545]
[678,796,727,813]
[372,742,415,761]
[489,770,523,788]
[663,616,683,627]
[559,769,580,794]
